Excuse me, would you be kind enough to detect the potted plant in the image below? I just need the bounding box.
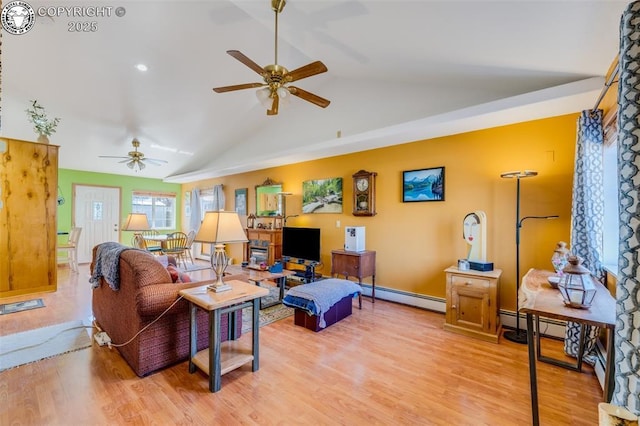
[25,100,60,143]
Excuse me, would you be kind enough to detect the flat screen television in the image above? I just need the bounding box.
[282,227,321,262]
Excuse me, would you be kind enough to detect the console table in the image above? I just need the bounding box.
[331,249,376,302]
[179,280,268,392]
[519,269,616,426]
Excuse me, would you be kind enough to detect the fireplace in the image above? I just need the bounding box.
[249,247,268,264]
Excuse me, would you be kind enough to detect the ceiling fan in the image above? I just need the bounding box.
[98,138,168,172]
[212,0,330,115]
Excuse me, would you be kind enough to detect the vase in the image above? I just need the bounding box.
[551,241,570,275]
[37,134,50,144]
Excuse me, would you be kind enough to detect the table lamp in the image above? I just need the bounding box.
[123,213,150,232]
[195,211,248,292]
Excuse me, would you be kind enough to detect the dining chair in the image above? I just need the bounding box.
[133,233,163,255]
[162,232,189,268]
[57,227,82,272]
[184,230,196,265]
[142,229,162,252]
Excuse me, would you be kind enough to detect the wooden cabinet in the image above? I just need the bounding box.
[244,228,282,266]
[0,138,59,297]
[331,249,376,301]
[444,266,502,343]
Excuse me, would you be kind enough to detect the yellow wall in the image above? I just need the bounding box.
[183,113,577,311]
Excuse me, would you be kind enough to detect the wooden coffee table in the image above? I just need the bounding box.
[179,280,268,392]
[226,264,295,309]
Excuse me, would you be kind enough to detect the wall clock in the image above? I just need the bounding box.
[352,170,377,216]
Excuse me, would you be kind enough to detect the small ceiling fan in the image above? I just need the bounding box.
[212,0,330,115]
[99,138,167,172]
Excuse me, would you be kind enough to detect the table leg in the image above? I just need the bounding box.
[210,309,222,392]
[372,274,376,303]
[605,328,615,402]
[278,276,285,301]
[229,310,238,340]
[188,303,197,374]
[527,313,540,426]
[252,297,260,372]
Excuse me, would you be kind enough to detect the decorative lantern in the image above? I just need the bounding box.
[558,256,597,309]
[247,214,256,229]
[274,214,283,229]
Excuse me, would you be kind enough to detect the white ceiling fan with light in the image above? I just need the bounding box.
[212,0,330,115]
[98,138,168,172]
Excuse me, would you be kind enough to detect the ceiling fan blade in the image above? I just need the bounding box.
[227,50,265,75]
[142,158,168,166]
[118,159,130,163]
[267,94,279,116]
[287,61,328,82]
[99,155,130,160]
[213,82,265,93]
[288,86,330,108]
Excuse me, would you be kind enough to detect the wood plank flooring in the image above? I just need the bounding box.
[0,263,604,425]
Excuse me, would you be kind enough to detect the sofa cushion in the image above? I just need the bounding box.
[166,265,192,283]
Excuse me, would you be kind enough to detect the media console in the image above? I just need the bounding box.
[282,257,322,285]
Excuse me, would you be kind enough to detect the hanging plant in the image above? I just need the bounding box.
[25,100,61,136]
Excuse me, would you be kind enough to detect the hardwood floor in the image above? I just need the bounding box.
[0,263,604,425]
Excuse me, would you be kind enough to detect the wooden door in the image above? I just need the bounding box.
[0,138,58,297]
[74,185,121,264]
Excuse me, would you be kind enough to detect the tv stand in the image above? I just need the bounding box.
[283,258,321,284]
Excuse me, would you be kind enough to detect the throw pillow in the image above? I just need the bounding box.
[166,265,180,283]
[179,272,192,283]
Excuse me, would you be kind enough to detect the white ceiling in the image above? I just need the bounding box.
[1,0,626,182]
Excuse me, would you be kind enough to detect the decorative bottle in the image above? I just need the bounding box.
[551,241,570,275]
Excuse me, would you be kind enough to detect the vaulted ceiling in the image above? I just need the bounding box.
[2,0,626,182]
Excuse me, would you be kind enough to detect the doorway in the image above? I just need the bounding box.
[73,185,121,264]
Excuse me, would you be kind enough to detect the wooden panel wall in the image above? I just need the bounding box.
[0,138,59,297]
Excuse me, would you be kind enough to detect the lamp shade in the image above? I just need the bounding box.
[123,213,150,231]
[195,211,248,244]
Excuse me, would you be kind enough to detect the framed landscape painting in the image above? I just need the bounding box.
[402,167,445,202]
[302,177,343,213]
[235,188,248,215]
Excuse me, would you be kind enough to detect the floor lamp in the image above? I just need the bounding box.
[501,171,558,344]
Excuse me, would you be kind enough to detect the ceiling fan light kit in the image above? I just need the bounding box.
[212,0,329,115]
[99,138,168,172]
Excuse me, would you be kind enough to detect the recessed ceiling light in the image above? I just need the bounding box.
[135,64,148,72]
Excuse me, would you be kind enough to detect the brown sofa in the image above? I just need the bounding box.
[90,243,244,377]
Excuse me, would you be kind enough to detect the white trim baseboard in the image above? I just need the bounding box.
[359,283,567,340]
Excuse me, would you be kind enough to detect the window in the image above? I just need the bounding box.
[601,110,619,272]
[132,191,177,230]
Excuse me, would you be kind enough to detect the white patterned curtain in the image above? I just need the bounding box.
[189,190,201,233]
[613,1,640,415]
[564,110,605,364]
[212,184,225,210]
